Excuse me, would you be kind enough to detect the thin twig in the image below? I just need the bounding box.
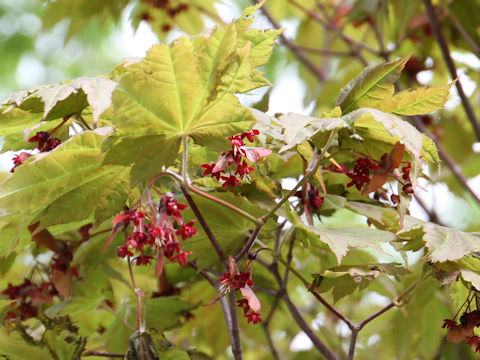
[289,0,379,56]
[235,224,263,262]
[253,0,326,81]
[181,185,227,265]
[82,351,124,358]
[447,11,480,57]
[423,0,480,141]
[294,45,355,57]
[411,116,480,204]
[150,170,260,224]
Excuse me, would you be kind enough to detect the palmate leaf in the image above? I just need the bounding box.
[3,76,117,122]
[336,55,409,113]
[286,205,396,263]
[0,129,129,230]
[104,20,280,183]
[311,263,410,302]
[0,108,43,151]
[397,217,480,262]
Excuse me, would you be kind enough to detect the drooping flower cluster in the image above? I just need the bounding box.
[1,279,57,322]
[442,289,480,352]
[200,129,271,188]
[214,256,261,325]
[106,192,196,272]
[326,142,415,201]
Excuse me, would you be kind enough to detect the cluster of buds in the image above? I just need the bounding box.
[442,290,480,352]
[1,279,57,322]
[210,256,261,325]
[10,130,63,173]
[326,142,414,202]
[200,129,271,188]
[106,192,196,272]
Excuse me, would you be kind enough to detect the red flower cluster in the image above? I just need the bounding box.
[10,131,62,172]
[236,298,262,324]
[1,279,57,322]
[295,183,324,210]
[346,158,379,191]
[200,129,271,188]
[217,256,261,325]
[326,142,415,200]
[10,152,32,173]
[107,193,196,272]
[28,131,61,152]
[443,290,480,351]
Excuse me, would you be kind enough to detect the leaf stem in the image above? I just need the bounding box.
[150,170,260,225]
[423,0,480,141]
[182,135,190,185]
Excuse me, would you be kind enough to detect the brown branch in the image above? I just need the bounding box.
[82,351,124,358]
[180,185,227,264]
[253,0,326,81]
[289,0,379,57]
[447,11,480,57]
[411,116,480,204]
[228,291,243,360]
[235,223,263,262]
[281,290,340,360]
[423,0,480,141]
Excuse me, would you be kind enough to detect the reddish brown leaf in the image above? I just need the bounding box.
[52,268,72,298]
[362,142,405,195]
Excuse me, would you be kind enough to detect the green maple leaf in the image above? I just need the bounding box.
[103,20,280,183]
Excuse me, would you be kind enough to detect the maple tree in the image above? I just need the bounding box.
[1,0,480,359]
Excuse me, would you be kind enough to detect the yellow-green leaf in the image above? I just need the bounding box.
[337,55,410,113]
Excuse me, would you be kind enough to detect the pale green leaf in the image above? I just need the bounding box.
[307,226,397,264]
[0,329,52,360]
[0,128,113,221]
[423,223,480,262]
[0,108,43,151]
[3,76,117,121]
[385,82,455,115]
[276,112,348,152]
[337,56,409,113]
[105,22,279,181]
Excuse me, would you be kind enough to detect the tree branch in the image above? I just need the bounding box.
[228,291,243,360]
[181,185,227,265]
[235,224,263,262]
[423,0,480,141]
[253,0,326,81]
[411,116,480,204]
